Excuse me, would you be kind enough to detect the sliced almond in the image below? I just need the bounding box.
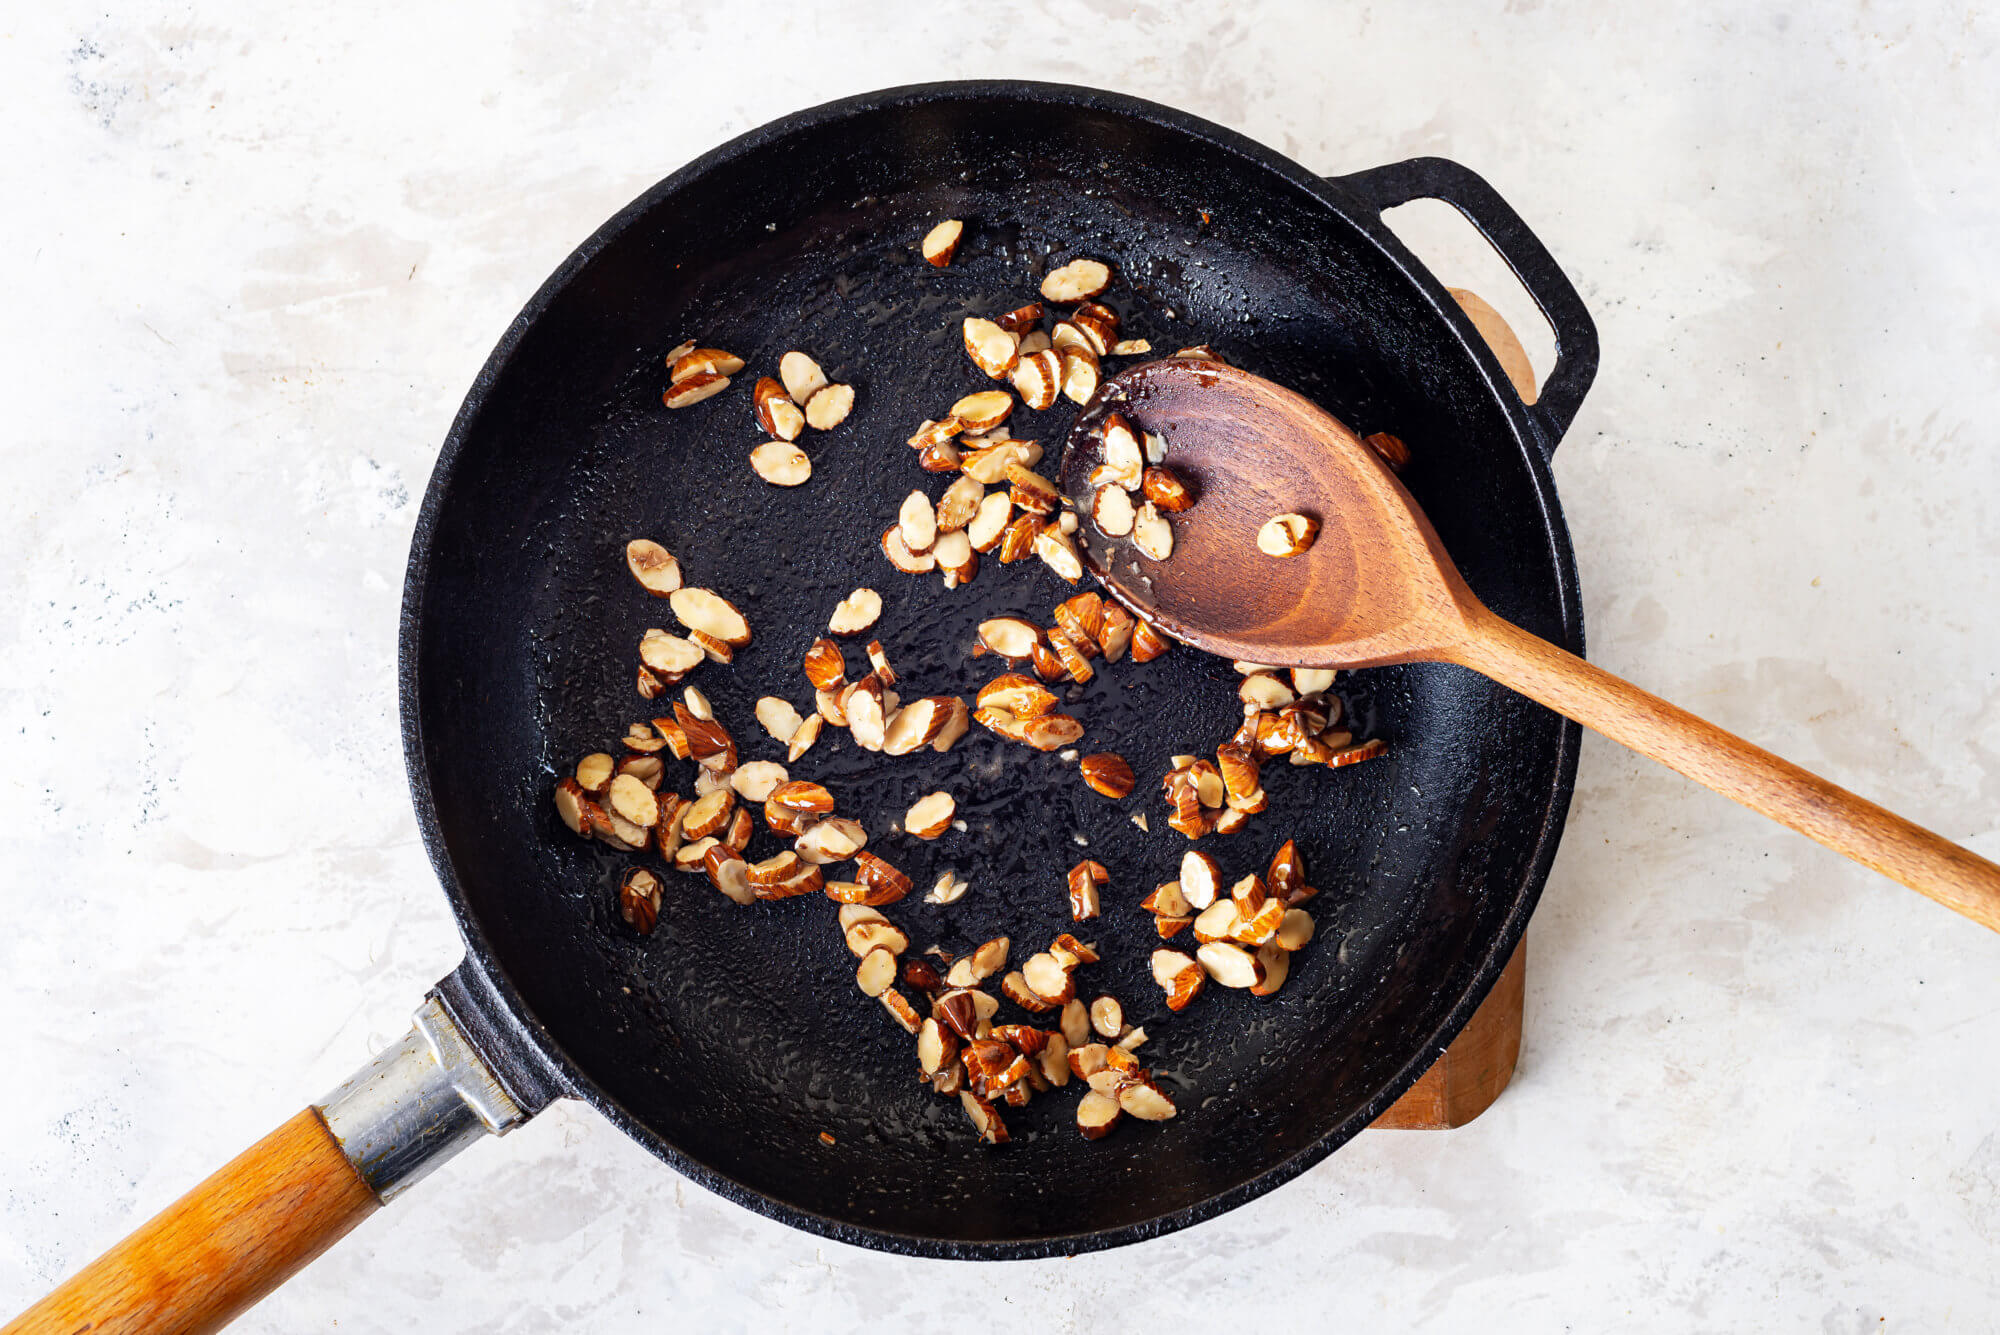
[748,440,811,486]
[778,712,820,763]
[908,417,963,449]
[753,376,805,441]
[1111,338,1152,356]
[1041,257,1112,302]
[1141,881,1191,918]
[1067,862,1104,921]
[1002,464,1058,516]
[1232,897,1286,948]
[1000,970,1057,1013]
[663,340,696,366]
[916,439,963,473]
[624,539,683,597]
[905,791,956,840]
[950,389,1014,433]
[917,1018,959,1076]
[680,685,713,721]
[934,530,977,587]
[680,788,734,840]
[1077,752,1135,799]
[1060,998,1091,1048]
[616,754,665,791]
[1131,501,1174,561]
[878,523,935,574]
[803,383,854,430]
[813,687,848,730]
[1117,1078,1177,1121]
[606,774,660,829]
[1020,951,1075,1005]
[1292,667,1338,698]
[1009,348,1061,410]
[1327,736,1389,768]
[856,947,898,997]
[1100,413,1144,486]
[845,918,908,958]
[775,350,828,405]
[746,847,810,887]
[962,318,1021,379]
[797,815,867,865]
[976,617,1042,659]
[552,779,592,836]
[1019,712,1084,751]
[1046,625,1094,683]
[922,218,963,266]
[959,1090,1009,1144]
[961,491,1013,553]
[750,697,802,745]
[729,760,789,803]
[1365,430,1412,471]
[1091,485,1135,537]
[995,513,1040,563]
[1059,346,1100,404]
[1086,995,1123,1040]
[879,695,952,755]
[663,371,730,409]
[846,675,888,751]
[1196,940,1263,989]
[1033,524,1083,583]
[638,631,703,683]
[574,752,616,795]
[1130,617,1171,662]
[669,348,745,383]
[1141,465,1194,512]
[722,805,753,852]
[1257,512,1320,558]
[880,987,923,1034]
[898,490,938,554]
[827,588,883,636]
[668,587,752,647]
[930,697,971,753]
[618,867,663,932]
[799,638,847,692]
[1151,949,1206,1011]
[1179,851,1222,909]
[974,673,1054,719]
[1076,1089,1122,1139]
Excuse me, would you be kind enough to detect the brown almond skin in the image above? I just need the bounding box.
[1130,618,1171,662]
[1141,465,1196,512]
[1364,430,1411,472]
[903,957,944,993]
[803,637,847,690]
[618,868,662,934]
[995,302,1044,332]
[853,851,913,902]
[1079,752,1136,799]
[996,514,1040,563]
[770,779,835,814]
[1267,838,1307,901]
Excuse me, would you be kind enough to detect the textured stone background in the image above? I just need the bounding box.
[4,3,1998,1330]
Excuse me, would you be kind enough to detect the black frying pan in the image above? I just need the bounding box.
[11,79,1599,1333]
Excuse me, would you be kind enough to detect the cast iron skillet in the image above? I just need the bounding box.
[406,80,1597,1257]
[16,83,1606,1330]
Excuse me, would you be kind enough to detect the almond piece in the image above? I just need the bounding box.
[753,376,805,441]
[917,1018,959,1076]
[880,523,936,574]
[950,389,1014,433]
[804,383,854,430]
[1003,463,1059,516]
[846,919,909,958]
[1087,606,1131,665]
[1230,872,1267,916]
[669,348,745,383]
[729,760,789,803]
[857,946,898,997]
[1020,951,1075,1005]
[898,490,938,554]
[934,530,978,587]
[1111,338,1152,356]
[996,513,1040,563]
[1197,941,1263,989]
[663,340,696,366]
[616,754,665,791]
[813,687,848,729]
[1070,304,1118,356]
[776,714,818,764]
[1046,625,1094,683]
[960,1090,1009,1144]
[881,695,956,755]
[662,370,730,409]
[722,805,753,852]
[637,632,702,686]
[1131,501,1174,561]
[1151,949,1206,1011]
[618,867,663,932]
[1033,524,1083,583]
[1059,346,1100,404]
[1067,861,1105,921]
[922,218,963,267]
[962,318,1021,379]
[624,539,683,597]
[1179,851,1222,909]
[1364,430,1412,471]
[1100,413,1144,486]
[1257,512,1320,558]
[751,697,802,745]
[1117,1078,1177,1122]
[1155,914,1193,939]
[574,752,616,795]
[1293,667,1338,697]
[909,417,963,449]
[635,664,667,700]
[976,617,1042,659]
[853,850,913,904]
[964,491,1014,552]
[1272,907,1315,953]
[1041,257,1112,302]
[668,587,752,647]
[1076,1089,1122,1139]
[1216,743,1263,809]
[881,987,924,1034]
[1140,465,1194,512]
[1001,970,1058,1013]
[1077,752,1136,799]
[931,474,984,533]
[776,350,828,405]
[1130,617,1171,662]
[1327,736,1389,768]
[1232,897,1286,948]
[606,773,660,829]
[1091,485,1135,537]
[670,834,717,870]
[1051,319,1095,357]
[827,588,883,636]
[1019,713,1084,751]
[799,638,847,693]
[905,791,956,840]
[767,780,834,816]
[959,439,1027,484]
[680,684,714,721]
[680,788,734,840]
[748,440,811,486]
[1008,347,1062,410]
[916,440,963,473]
[796,816,868,865]
[702,845,755,905]
[846,675,888,751]
[970,674,1049,720]
[1141,881,1192,917]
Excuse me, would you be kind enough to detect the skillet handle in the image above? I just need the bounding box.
[4,995,525,1335]
[1332,157,1600,448]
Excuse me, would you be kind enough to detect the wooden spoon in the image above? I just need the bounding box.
[1061,357,2000,933]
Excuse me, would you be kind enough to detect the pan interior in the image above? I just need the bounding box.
[409,89,1572,1251]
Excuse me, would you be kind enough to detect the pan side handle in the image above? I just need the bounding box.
[4,995,525,1335]
[1331,157,1600,450]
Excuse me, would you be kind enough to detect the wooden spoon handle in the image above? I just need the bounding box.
[1453,613,2000,932]
[3,1109,379,1335]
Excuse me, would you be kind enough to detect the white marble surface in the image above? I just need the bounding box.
[5,2,1999,1329]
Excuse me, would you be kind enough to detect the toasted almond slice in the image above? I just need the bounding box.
[845,918,908,958]
[852,850,913,904]
[1073,301,1119,346]
[988,301,1040,333]
[669,348,745,383]
[1257,512,1320,557]
[672,834,719,871]
[617,867,662,932]
[1111,338,1152,356]
[679,788,733,840]
[668,587,752,647]
[903,955,944,992]
[977,673,1057,717]
[728,760,789,803]
[796,815,867,865]
[1117,1078,1177,1121]
[1196,940,1263,989]
[695,843,751,905]
[826,588,883,637]
[1033,524,1083,583]
[1049,1000,1087,1052]
[1019,712,1084,751]
[924,871,969,905]
[1248,941,1292,996]
[813,687,848,729]
[1179,851,1222,909]
[638,631,703,684]
[944,956,979,989]
[1000,970,1057,1012]
[680,685,714,721]
[1101,413,1143,481]
[1230,872,1268,917]
[959,1089,1008,1144]
[1141,880,1192,917]
[753,376,805,441]
[606,774,660,829]
[1186,759,1225,808]
[934,531,977,587]
[663,370,730,408]
[688,629,735,665]
[934,475,984,533]
[1051,320,1094,355]
[778,350,828,405]
[880,987,923,1033]
[951,389,1015,433]
[944,935,1003,985]
[846,676,887,751]
[1091,485,1135,537]
[964,491,1014,552]
[748,440,811,486]
[754,696,804,744]
[877,695,947,755]
[953,440,1016,484]
[1049,934,1099,972]
[803,383,854,430]
[769,779,834,815]
[917,1018,959,1076]
[624,539,683,597]
[663,340,696,365]
[962,317,1021,379]
[1020,951,1074,1005]
[1078,752,1136,799]
[1046,625,1094,683]
[634,664,667,699]
[1141,465,1194,512]
[1291,668,1338,699]
[1087,995,1123,1040]
[922,218,964,266]
[857,946,898,997]
[1131,501,1174,561]
[897,490,938,554]
[1084,608,1129,668]
[747,848,807,887]
[1041,257,1112,302]
[1151,949,1206,1011]
[574,752,616,795]
[786,712,824,763]
[976,617,1042,659]
[992,513,1036,563]
[1004,463,1059,515]
[1067,864,1103,921]
[616,754,665,791]
[1365,430,1412,471]
[693,765,733,797]
[930,697,971,753]
[838,903,889,931]
[905,791,956,840]
[916,439,963,473]
[801,637,847,691]
[722,805,753,852]
[1076,1089,1122,1139]
[1130,617,1171,662]
[933,988,980,1037]
[908,417,963,448]
[862,640,896,685]
[1009,348,1061,410]
[552,778,592,836]
[1059,346,1100,404]
[1016,327,1052,355]
[1217,743,1263,806]
[1328,736,1389,768]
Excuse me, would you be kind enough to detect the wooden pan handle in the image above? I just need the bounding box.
[1454,612,2000,932]
[3,1109,379,1335]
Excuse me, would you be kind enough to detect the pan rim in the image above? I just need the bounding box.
[398,77,1584,1260]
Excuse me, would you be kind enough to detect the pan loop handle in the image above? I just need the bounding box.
[1331,157,1600,452]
